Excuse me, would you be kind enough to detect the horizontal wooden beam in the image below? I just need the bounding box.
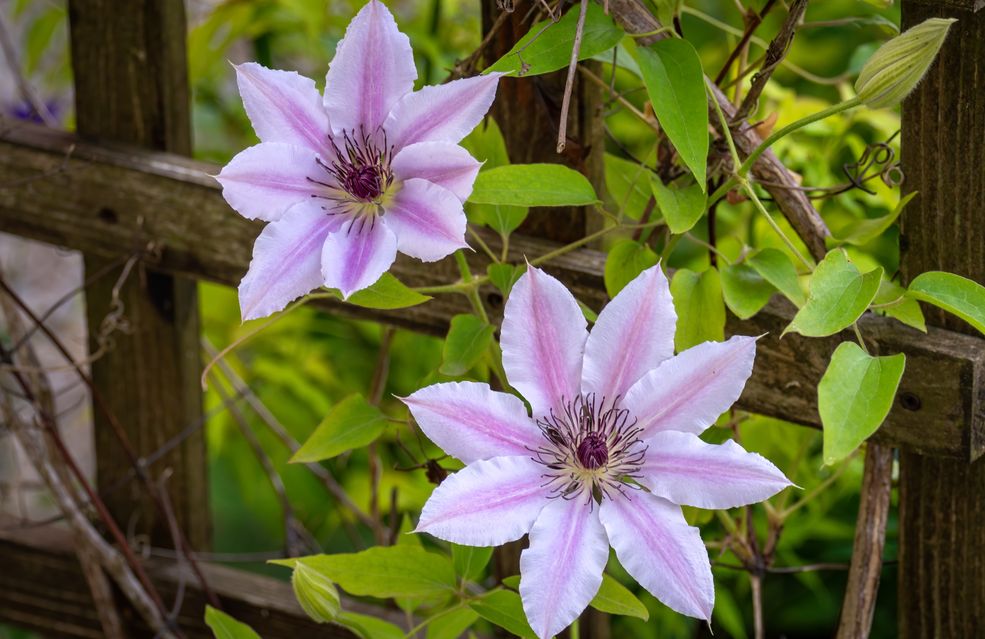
[1,122,983,458]
[0,517,366,638]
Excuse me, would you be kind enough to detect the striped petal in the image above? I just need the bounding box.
[320,215,397,299]
[519,496,608,639]
[390,142,481,202]
[239,201,341,321]
[401,381,540,463]
[416,456,548,546]
[385,73,503,150]
[599,492,714,620]
[622,335,757,438]
[383,178,468,262]
[501,266,588,419]
[216,143,326,222]
[235,63,330,153]
[323,0,416,134]
[640,431,792,509]
[582,265,676,401]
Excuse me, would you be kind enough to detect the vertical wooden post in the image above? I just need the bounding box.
[68,0,209,548]
[480,0,606,243]
[898,1,985,636]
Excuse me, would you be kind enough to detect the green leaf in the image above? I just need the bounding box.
[470,164,599,208]
[468,201,529,236]
[426,607,480,639]
[670,268,725,351]
[605,153,653,221]
[342,273,431,310]
[636,38,709,186]
[338,611,406,639]
[451,544,494,582]
[462,119,529,236]
[747,248,807,307]
[830,192,916,246]
[488,263,526,297]
[818,342,905,464]
[589,574,650,620]
[785,250,883,338]
[291,395,387,462]
[650,175,707,234]
[907,271,985,336]
[470,590,537,639]
[486,3,624,77]
[205,606,262,639]
[271,547,457,599]
[604,239,658,297]
[720,263,776,320]
[873,279,926,332]
[440,315,496,376]
[292,561,341,623]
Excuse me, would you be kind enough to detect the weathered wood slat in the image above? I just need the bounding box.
[67,0,209,549]
[898,2,985,636]
[0,519,358,638]
[1,122,982,459]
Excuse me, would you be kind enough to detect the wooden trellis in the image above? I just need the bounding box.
[0,0,982,637]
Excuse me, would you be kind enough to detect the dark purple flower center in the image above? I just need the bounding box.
[576,432,608,469]
[532,394,646,503]
[309,129,394,204]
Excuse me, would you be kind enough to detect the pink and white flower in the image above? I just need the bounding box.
[217,0,503,320]
[403,265,792,639]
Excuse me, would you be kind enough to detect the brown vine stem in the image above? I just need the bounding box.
[557,0,589,153]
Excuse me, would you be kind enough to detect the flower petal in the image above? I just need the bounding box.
[235,62,330,152]
[640,431,792,509]
[519,496,608,639]
[582,265,676,401]
[599,492,714,620]
[622,335,757,438]
[390,142,481,202]
[385,73,503,150]
[216,143,327,221]
[239,201,341,321]
[323,0,416,134]
[416,456,548,546]
[501,266,588,419]
[401,381,541,463]
[321,216,397,299]
[382,178,468,262]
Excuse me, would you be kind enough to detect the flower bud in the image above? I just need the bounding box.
[855,18,956,109]
[292,562,341,623]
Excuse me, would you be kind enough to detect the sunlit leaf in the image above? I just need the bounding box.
[907,271,985,336]
[441,315,496,376]
[338,611,406,639]
[650,175,707,234]
[636,38,709,185]
[605,153,653,221]
[291,394,387,462]
[205,606,261,639]
[785,250,882,337]
[818,342,905,464]
[604,239,658,297]
[271,547,457,599]
[486,3,623,76]
[747,248,807,307]
[462,118,528,235]
[470,590,537,639]
[670,268,725,351]
[426,607,480,639]
[470,164,599,207]
[488,263,526,297]
[829,192,916,246]
[451,544,494,582]
[721,263,775,319]
[873,279,926,332]
[589,574,649,620]
[339,273,431,310]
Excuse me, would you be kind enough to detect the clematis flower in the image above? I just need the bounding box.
[403,265,792,639]
[216,0,503,320]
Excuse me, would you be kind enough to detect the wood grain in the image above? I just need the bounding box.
[898,2,985,636]
[1,123,983,460]
[67,0,208,549]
